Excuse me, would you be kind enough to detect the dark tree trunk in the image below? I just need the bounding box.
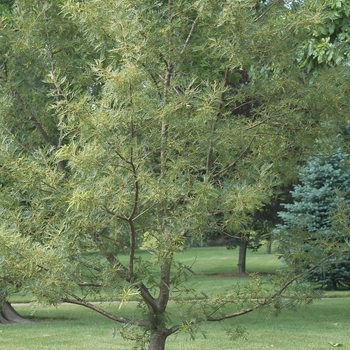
[0,301,32,324]
[237,235,248,274]
[148,330,168,350]
[266,239,272,254]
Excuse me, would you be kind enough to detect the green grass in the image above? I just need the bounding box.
[1,298,349,349]
[175,246,280,275]
[4,246,350,349]
[9,246,350,303]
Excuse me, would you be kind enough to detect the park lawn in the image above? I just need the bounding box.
[1,298,349,350]
[9,246,280,303]
[176,246,280,275]
[5,247,350,349]
[9,246,350,303]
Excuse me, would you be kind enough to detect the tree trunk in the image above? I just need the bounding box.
[0,301,32,324]
[237,235,248,274]
[148,330,168,350]
[266,239,272,254]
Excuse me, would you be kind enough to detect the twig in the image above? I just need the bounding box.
[213,132,257,178]
[180,16,199,55]
[253,0,282,23]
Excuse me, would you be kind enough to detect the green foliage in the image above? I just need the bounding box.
[299,0,350,71]
[0,0,14,14]
[276,152,350,290]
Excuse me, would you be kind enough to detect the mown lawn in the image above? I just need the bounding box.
[1,298,349,350]
[10,246,276,303]
[9,246,350,302]
[5,246,350,349]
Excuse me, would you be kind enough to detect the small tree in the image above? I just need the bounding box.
[2,1,350,349]
[276,152,350,290]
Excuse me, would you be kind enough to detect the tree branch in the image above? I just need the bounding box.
[156,257,172,313]
[205,254,335,322]
[253,0,282,23]
[213,132,257,178]
[62,296,148,326]
[3,127,35,155]
[28,115,56,147]
[180,16,199,55]
[77,282,104,287]
[206,68,230,175]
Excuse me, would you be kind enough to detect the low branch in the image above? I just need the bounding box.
[205,254,335,322]
[62,296,148,327]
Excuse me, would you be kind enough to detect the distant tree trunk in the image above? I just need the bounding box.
[266,239,272,254]
[237,234,249,274]
[0,301,31,324]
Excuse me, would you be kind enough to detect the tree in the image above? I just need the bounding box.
[217,189,292,274]
[299,0,350,71]
[275,152,350,290]
[0,0,99,322]
[1,1,350,349]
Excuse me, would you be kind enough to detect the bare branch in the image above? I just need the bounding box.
[62,296,148,326]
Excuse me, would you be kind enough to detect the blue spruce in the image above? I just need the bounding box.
[277,152,350,290]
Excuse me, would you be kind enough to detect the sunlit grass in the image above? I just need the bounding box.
[5,246,350,349]
[2,298,349,350]
[9,246,350,303]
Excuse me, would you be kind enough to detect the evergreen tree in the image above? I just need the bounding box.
[276,152,350,290]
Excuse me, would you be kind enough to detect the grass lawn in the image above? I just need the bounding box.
[5,246,350,349]
[9,246,350,302]
[10,246,275,303]
[1,298,349,349]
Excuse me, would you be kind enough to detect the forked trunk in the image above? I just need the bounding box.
[148,330,168,350]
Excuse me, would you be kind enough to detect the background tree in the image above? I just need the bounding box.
[275,151,350,290]
[299,0,350,71]
[1,1,350,349]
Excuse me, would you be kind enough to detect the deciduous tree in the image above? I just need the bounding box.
[1,1,350,349]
